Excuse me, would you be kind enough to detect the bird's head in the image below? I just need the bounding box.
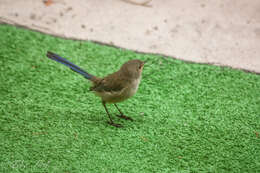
[120,59,145,79]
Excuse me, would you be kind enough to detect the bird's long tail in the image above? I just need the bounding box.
[46,51,95,80]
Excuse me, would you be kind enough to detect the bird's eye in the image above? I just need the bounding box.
[139,65,142,69]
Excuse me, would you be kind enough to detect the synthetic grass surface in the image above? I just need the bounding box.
[0,25,259,172]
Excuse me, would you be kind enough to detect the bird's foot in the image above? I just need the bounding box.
[116,115,134,121]
[107,121,123,128]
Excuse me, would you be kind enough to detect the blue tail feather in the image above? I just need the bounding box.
[46,51,94,80]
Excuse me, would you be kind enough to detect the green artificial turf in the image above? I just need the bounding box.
[0,25,259,173]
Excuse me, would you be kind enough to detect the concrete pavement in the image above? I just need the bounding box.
[0,0,259,73]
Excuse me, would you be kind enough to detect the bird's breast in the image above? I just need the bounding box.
[126,77,141,97]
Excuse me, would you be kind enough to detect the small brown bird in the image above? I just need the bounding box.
[46,51,145,127]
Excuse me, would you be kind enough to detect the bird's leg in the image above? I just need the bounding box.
[114,104,133,121]
[102,101,122,127]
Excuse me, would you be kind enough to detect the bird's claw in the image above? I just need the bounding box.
[107,121,123,128]
[116,115,134,121]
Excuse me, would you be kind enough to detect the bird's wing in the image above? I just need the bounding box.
[90,72,126,93]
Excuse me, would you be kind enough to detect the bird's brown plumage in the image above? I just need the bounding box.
[90,59,144,103]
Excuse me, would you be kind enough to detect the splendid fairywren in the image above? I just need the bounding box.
[46,51,145,127]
